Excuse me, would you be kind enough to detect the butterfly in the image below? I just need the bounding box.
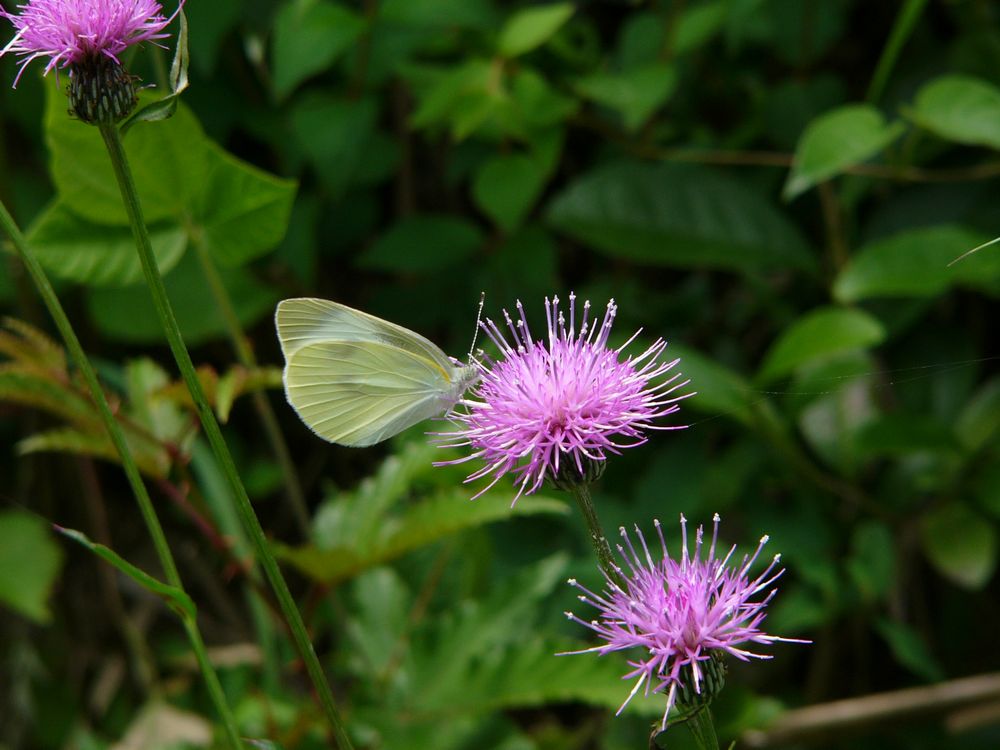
[275,298,480,447]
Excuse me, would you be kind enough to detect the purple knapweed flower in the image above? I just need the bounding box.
[0,0,178,86]
[435,294,692,503]
[563,514,808,729]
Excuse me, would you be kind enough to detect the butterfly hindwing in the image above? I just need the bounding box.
[283,339,459,447]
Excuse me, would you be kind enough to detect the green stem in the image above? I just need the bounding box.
[685,707,720,750]
[0,201,244,750]
[568,482,625,589]
[97,122,354,750]
[190,237,311,537]
[866,0,928,103]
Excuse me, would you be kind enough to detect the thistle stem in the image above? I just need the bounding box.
[568,482,625,589]
[190,236,311,537]
[685,707,721,750]
[96,122,354,750]
[0,200,244,750]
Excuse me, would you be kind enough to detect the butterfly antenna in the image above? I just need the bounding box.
[467,291,486,362]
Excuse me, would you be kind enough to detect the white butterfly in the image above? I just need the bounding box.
[275,298,480,447]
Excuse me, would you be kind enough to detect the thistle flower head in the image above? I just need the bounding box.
[1,0,178,86]
[435,294,692,503]
[563,514,808,729]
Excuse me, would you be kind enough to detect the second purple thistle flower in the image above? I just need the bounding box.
[436,294,693,502]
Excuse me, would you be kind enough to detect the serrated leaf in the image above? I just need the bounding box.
[834,225,999,302]
[546,161,816,273]
[28,201,187,285]
[272,0,366,99]
[498,3,574,58]
[920,503,998,590]
[784,104,904,199]
[0,370,101,429]
[56,527,196,618]
[17,426,169,478]
[0,318,65,373]
[910,75,1000,150]
[0,511,64,623]
[757,307,886,383]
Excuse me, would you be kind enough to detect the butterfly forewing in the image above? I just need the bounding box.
[276,298,456,372]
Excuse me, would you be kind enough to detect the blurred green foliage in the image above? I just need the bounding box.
[1,1,999,749]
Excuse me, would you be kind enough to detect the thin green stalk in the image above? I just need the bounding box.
[568,482,625,589]
[866,0,928,103]
[190,236,311,536]
[97,122,354,750]
[0,201,244,750]
[684,707,720,750]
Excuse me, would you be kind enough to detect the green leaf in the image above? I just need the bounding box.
[0,511,63,623]
[846,521,895,601]
[920,503,998,590]
[86,251,279,345]
[784,104,904,199]
[360,215,483,272]
[0,370,101,430]
[472,154,548,231]
[46,79,208,225]
[875,618,944,682]
[120,8,190,133]
[45,81,297,271]
[291,94,379,196]
[498,3,574,58]
[278,491,567,584]
[279,442,567,584]
[546,161,816,273]
[671,1,727,56]
[379,0,498,28]
[955,377,1000,452]
[193,143,297,267]
[272,0,366,99]
[757,307,886,383]
[576,63,677,132]
[833,225,999,302]
[667,344,754,425]
[56,527,196,618]
[28,201,187,286]
[408,59,497,137]
[854,414,960,459]
[910,75,1000,150]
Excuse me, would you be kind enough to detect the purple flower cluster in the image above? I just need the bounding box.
[1,0,178,86]
[564,514,807,729]
[436,294,691,502]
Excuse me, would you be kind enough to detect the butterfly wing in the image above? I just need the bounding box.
[283,339,464,447]
[276,298,455,371]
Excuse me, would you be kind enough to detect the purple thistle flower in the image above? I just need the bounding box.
[0,0,179,87]
[435,293,692,503]
[563,514,808,730]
